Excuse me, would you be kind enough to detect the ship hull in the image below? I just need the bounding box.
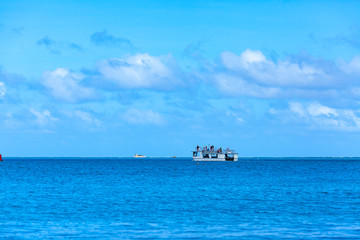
[192,152,238,162]
[193,157,238,161]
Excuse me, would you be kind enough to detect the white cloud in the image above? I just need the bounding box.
[221,49,267,70]
[273,102,360,131]
[213,49,360,99]
[42,68,94,102]
[30,108,57,126]
[340,55,360,74]
[220,49,331,88]
[35,51,360,108]
[307,102,338,117]
[0,82,5,98]
[122,108,165,125]
[214,73,281,98]
[62,110,101,126]
[97,53,183,90]
[289,102,306,117]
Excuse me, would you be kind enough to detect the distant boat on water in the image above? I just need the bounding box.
[192,145,238,161]
[133,154,146,158]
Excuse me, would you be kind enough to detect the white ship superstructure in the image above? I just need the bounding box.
[192,146,238,161]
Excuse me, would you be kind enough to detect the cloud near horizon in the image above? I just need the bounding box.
[4,50,360,133]
[36,53,186,104]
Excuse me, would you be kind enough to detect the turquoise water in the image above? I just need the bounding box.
[1,157,360,239]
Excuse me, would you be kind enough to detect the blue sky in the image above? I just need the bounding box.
[1,0,360,157]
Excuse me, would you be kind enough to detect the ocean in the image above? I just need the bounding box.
[1,157,360,239]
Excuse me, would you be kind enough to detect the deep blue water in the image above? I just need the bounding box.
[1,157,360,239]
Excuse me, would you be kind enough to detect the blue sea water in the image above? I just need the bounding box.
[1,157,360,239]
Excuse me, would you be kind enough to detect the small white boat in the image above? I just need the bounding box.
[192,146,238,161]
[133,154,146,158]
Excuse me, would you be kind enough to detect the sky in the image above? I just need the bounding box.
[1,0,360,157]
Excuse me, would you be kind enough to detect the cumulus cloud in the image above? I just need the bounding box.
[307,102,338,117]
[122,108,165,125]
[288,102,306,117]
[34,50,360,108]
[220,49,332,87]
[42,68,94,102]
[38,53,185,104]
[211,49,360,99]
[272,101,360,131]
[91,30,132,48]
[96,53,184,90]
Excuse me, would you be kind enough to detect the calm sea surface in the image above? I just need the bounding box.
[1,157,360,239]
